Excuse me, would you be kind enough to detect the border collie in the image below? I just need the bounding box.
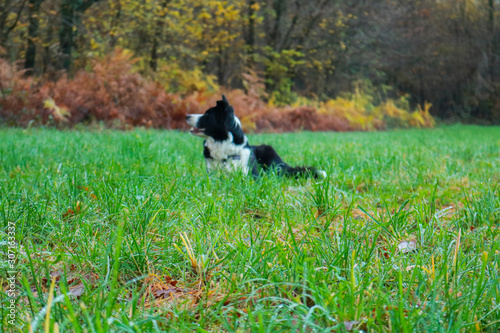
[186,95,326,179]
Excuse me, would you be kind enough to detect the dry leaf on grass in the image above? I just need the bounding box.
[142,275,202,309]
[343,320,360,331]
[69,283,85,297]
[397,240,417,254]
[38,268,98,299]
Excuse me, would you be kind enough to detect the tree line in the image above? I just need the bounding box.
[1,0,499,122]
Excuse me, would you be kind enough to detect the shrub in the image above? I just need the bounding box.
[0,59,44,126]
[0,51,434,132]
[0,50,195,129]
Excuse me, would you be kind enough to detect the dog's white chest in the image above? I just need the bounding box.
[204,134,245,160]
[204,134,251,174]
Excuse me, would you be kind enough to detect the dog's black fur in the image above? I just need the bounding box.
[252,144,324,178]
[186,95,325,179]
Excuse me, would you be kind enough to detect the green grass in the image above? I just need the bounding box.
[0,125,499,332]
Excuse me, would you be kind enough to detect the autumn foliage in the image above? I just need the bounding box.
[0,51,193,129]
[0,50,434,132]
[0,0,499,125]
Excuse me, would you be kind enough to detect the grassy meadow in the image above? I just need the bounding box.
[0,125,499,332]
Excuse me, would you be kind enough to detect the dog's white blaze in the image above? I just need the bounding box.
[186,114,203,127]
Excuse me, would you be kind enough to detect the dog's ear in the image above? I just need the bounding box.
[216,95,230,111]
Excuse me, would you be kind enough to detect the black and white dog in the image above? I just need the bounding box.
[186,95,326,179]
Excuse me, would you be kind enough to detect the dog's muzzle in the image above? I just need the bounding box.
[186,114,205,136]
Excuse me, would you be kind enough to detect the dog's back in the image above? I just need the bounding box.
[252,145,326,179]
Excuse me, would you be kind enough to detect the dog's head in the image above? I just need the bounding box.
[186,95,245,144]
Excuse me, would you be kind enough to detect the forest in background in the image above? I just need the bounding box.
[0,0,498,130]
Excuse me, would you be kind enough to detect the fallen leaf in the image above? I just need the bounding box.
[381,246,391,259]
[164,276,178,287]
[406,265,416,271]
[315,209,325,218]
[356,183,366,192]
[69,283,85,297]
[153,287,185,299]
[398,240,417,254]
[344,320,360,331]
[42,270,62,284]
[63,209,75,218]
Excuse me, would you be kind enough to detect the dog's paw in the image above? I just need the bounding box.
[316,170,327,179]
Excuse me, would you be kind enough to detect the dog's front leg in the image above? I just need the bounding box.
[205,158,217,176]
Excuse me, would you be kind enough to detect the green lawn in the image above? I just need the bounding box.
[1,125,499,332]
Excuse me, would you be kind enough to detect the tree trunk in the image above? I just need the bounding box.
[270,0,283,49]
[488,0,495,81]
[0,0,9,45]
[150,37,159,71]
[24,0,43,74]
[58,0,75,70]
[246,0,255,67]
[42,12,54,75]
[109,0,121,48]
[150,0,169,71]
[217,48,224,85]
[58,0,100,71]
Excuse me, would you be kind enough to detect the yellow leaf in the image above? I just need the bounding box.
[250,3,260,11]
